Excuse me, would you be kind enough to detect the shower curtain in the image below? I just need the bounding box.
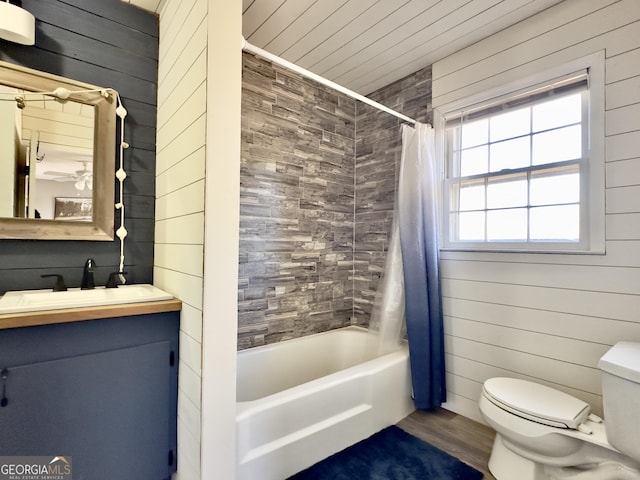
[398,122,446,410]
[367,121,445,409]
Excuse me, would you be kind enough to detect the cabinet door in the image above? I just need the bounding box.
[0,341,173,480]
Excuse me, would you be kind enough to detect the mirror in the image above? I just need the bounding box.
[0,61,116,240]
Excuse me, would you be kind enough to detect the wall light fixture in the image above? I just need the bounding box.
[0,1,35,46]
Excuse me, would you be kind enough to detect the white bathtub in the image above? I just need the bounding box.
[235,326,415,480]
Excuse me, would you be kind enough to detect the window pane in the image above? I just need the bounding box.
[460,145,488,176]
[530,205,579,240]
[443,75,593,250]
[458,211,485,241]
[489,137,530,172]
[459,184,485,211]
[533,93,582,132]
[532,125,581,165]
[461,118,488,148]
[490,107,530,142]
[487,177,527,209]
[487,208,527,240]
[530,172,579,205]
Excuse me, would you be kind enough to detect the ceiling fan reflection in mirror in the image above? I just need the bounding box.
[43,160,93,191]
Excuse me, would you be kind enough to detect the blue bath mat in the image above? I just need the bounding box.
[287,425,483,480]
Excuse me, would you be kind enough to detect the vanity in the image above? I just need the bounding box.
[0,43,180,480]
[0,292,181,480]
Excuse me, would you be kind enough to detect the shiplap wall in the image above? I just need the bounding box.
[154,0,207,478]
[0,0,158,292]
[432,0,640,423]
[0,89,16,217]
[22,100,94,154]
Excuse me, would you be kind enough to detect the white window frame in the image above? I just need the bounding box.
[435,51,605,254]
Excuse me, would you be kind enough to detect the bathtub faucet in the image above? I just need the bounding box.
[81,258,96,290]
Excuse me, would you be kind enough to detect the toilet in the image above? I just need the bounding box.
[479,341,640,480]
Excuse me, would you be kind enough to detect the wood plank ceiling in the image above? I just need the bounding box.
[128,0,565,95]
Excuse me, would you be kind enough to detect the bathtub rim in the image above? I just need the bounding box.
[235,325,408,414]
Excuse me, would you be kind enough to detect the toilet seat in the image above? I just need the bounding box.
[483,377,591,430]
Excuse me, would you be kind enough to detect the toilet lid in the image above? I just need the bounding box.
[483,377,591,429]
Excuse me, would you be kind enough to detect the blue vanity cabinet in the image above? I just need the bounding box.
[0,311,179,480]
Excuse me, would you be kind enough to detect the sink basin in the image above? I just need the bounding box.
[0,284,173,314]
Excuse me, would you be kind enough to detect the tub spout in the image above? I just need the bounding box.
[81,258,96,290]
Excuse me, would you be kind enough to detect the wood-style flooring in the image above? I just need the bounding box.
[397,408,497,480]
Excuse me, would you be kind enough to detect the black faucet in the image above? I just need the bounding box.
[81,258,96,290]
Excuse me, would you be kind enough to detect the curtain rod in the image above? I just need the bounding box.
[241,37,417,125]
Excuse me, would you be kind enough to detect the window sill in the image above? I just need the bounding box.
[440,245,606,255]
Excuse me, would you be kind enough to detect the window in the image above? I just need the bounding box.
[440,55,604,253]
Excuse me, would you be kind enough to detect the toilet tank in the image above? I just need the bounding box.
[598,341,640,462]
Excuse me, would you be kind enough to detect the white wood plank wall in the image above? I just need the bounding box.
[22,102,94,155]
[432,0,640,423]
[155,0,208,478]
[0,87,17,217]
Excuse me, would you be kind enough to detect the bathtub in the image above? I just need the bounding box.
[235,326,415,480]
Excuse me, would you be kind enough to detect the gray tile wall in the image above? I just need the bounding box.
[238,52,432,349]
[239,53,356,349]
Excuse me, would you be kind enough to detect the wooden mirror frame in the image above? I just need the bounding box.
[0,61,115,241]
